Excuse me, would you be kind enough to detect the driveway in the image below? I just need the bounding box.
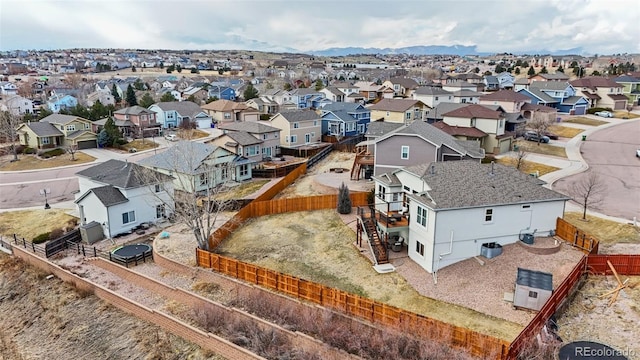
[553,120,640,221]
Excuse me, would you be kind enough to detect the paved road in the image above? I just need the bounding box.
[553,120,640,221]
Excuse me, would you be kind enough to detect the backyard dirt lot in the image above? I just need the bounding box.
[557,276,640,358]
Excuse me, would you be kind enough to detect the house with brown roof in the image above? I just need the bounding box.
[569,76,628,110]
[201,99,260,123]
[268,110,322,148]
[16,114,98,150]
[478,89,531,113]
[209,121,281,161]
[113,105,161,138]
[529,72,570,83]
[382,77,420,97]
[368,98,430,124]
[441,104,512,154]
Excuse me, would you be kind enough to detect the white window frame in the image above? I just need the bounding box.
[293,122,299,129]
[122,211,136,224]
[239,164,249,177]
[156,204,165,219]
[401,146,409,160]
[416,206,427,227]
[290,135,297,143]
[41,137,50,145]
[66,124,76,131]
[484,208,494,223]
[415,240,425,256]
[154,184,161,193]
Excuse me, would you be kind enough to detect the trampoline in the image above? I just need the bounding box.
[110,243,153,267]
[558,341,629,360]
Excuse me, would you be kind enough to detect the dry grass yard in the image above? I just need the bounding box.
[514,140,567,158]
[214,179,271,201]
[563,212,640,254]
[178,128,210,139]
[0,152,95,170]
[214,209,524,341]
[547,124,584,138]
[0,209,77,240]
[557,276,640,357]
[614,110,640,119]
[121,139,159,152]
[496,156,560,176]
[563,117,609,126]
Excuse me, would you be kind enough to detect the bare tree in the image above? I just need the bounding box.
[511,143,529,171]
[569,171,607,220]
[0,111,22,162]
[66,144,79,161]
[527,111,554,146]
[136,141,241,250]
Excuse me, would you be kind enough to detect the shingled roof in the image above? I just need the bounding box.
[431,121,488,138]
[218,121,280,134]
[40,114,89,125]
[400,160,568,210]
[153,101,205,118]
[19,122,63,137]
[570,76,622,90]
[368,98,424,112]
[137,141,227,175]
[479,90,530,102]
[114,106,155,116]
[77,159,170,188]
[442,104,503,120]
[275,110,321,122]
[75,185,129,207]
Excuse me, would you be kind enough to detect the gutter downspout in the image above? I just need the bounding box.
[434,230,454,284]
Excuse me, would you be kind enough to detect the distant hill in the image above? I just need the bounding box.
[307,45,588,57]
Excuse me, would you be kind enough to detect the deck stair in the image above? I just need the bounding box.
[363,217,389,264]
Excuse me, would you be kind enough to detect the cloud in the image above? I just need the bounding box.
[1,0,637,54]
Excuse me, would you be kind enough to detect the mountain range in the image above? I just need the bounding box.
[307,45,587,57]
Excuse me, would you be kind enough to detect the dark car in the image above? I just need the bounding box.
[523,131,550,143]
[543,131,559,140]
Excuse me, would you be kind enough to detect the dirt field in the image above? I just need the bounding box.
[0,254,217,360]
[557,276,640,359]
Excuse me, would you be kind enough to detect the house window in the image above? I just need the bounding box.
[221,167,228,180]
[392,193,399,202]
[293,122,299,129]
[435,96,439,101]
[239,164,249,177]
[224,113,231,119]
[401,146,409,159]
[85,123,90,129]
[528,291,538,299]
[199,173,208,186]
[499,120,504,128]
[66,125,76,131]
[313,120,317,126]
[155,184,161,193]
[386,111,390,116]
[167,113,174,119]
[461,98,467,103]
[262,133,268,140]
[484,208,493,223]
[41,137,50,145]
[156,205,165,219]
[122,211,135,224]
[405,112,411,120]
[245,145,259,157]
[470,118,476,127]
[290,135,297,143]
[285,136,290,143]
[416,206,427,227]
[415,240,425,256]
[378,185,386,199]
[521,204,531,211]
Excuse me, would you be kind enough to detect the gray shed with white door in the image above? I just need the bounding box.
[514,268,553,311]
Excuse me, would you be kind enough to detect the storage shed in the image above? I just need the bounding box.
[514,268,553,311]
[80,221,104,244]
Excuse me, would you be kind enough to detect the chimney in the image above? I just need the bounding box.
[430,164,435,175]
[490,161,495,175]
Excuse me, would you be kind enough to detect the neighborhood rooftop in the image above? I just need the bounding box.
[76,159,168,188]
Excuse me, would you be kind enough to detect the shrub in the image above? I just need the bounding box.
[481,154,497,164]
[115,138,128,145]
[23,147,36,154]
[40,148,65,158]
[259,114,271,121]
[586,107,613,114]
[32,232,51,244]
[366,188,375,206]
[337,182,352,214]
[49,228,65,240]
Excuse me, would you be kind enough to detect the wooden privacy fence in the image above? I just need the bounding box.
[196,248,509,359]
[555,217,599,254]
[587,255,640,275]
[508,255,588,357]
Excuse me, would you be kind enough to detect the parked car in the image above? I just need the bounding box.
[543,131,559,140]
[594,111,613,118]
[164,134,178,142]
[523,131,550,143]
[636,149,640,158]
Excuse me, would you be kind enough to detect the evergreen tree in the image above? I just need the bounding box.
[283,83,292,91]
[111,84,121,104]
[97,129,110,148]
[495,64,505,73]
[139,93,155,108]
[540,66,548,74]
[527,66,536,76]
[556,65,564,73]
[133,78,145,90]
[126,84,138,106]
[522,61,529,68]
[186,94,198,103]
[176,64,182,73]
[315,79,324,91]
[337,182,352,214]
[159,61,164,69]
[160,92,176,102]
[89,100,109,120]
[243,84,259,100]
[131,65,136,72]
[103,117,121,146]
[515,67,521,75]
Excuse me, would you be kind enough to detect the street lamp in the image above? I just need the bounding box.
[40,188,51,209]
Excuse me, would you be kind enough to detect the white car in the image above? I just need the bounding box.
[164,134,178,142]
[594,111,613,118]
[636,149,640,158]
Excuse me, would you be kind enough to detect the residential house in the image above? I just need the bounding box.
[496,72,515,89]
[517,82,588,115]
[382,77,420,97]
[212,121,281,161]
[483,76,500,91]
[16,114,98,149]
[479,90,531,113]
[441,104,512,154]
[442,80,480,93]
[514,78,530,92]
[269,110,322,147]
[201,99,260,123]
[569,76,628,110]
[528,72,570,83]
[613,75,640,106]
[46,93,78,113]
[319,87,345,102]
[368,98,429,124]
[0,81,18,96]
[412,86,453,108]
[332,82,361,100]
[353,81,385,102]
[85,90,115,107]
[138,141,251,193]
[424,103,469,123]
[287,88,327,109]
[370,160,568,273]
[74,159,174,239]
[319,102,371,137]
[450,89,482,104]
[149,101,213,129]
[245,96,279,116]
[113,105,161,138]
[372,120,484,176]
[181,86,210,103]
[0,95,34,115]
[207,85,236,101]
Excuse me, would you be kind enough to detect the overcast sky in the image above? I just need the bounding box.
[1,0,638,54]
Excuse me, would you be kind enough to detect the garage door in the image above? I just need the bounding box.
[77,140,97,149]
[614,101,625,110]
[573,105,586,115]
[499,139,512,154]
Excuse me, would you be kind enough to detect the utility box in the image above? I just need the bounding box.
[514,268,553,311]
[80,221,104,244]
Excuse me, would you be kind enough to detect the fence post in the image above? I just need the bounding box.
[94,247,97,258]
[82,245,86,257]
[23,237,26,247]
[13,234,17,244]
[76,242,80,255]
[31,241,35,252]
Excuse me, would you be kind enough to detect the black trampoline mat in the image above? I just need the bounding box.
[558,341,630,360]
[112,244,152,259]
